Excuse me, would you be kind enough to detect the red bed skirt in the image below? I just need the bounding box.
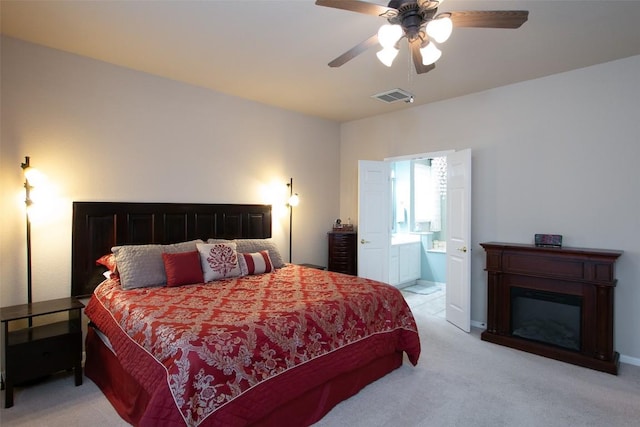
[85,327,404,426]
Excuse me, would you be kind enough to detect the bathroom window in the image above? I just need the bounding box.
[414,157,447,232]
[392,157,447,236]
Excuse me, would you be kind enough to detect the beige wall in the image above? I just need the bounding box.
[0,37,341,307]
[2,35,639,365]
[340,55,640,364]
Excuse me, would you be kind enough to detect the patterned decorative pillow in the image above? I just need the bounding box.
[207,238,285,268]
[238,250,273,276]
[162,251,203,287]
[112,240,202,289]
[196,242,242,282]
[96,253,117,272]
[96,253,119,279]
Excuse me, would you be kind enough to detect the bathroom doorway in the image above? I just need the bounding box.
[390,155,448,318]
[359,149,471,329]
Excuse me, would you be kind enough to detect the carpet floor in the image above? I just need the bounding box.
[1,308,639,426]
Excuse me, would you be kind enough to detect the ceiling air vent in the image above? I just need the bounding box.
[372,88,413,104]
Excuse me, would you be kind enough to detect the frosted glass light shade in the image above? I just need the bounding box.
[288,193,300,207]
[377,24,403,48]
[23,167,41,184]
[376,47,399,67]
[420,42,442,65]
[426,16,453,43]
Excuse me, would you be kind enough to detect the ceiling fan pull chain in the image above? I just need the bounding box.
[407,45,415,84]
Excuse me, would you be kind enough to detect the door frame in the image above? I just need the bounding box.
[384,149,473,332]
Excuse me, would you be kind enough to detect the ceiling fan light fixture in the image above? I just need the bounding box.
[376,46,399,67]
[418,0,444,10]
[426,15,453,43]
[377,24,403,48]
[420,41,442,66]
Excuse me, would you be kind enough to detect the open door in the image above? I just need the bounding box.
[445,149,472,332]
[357,160,390,282]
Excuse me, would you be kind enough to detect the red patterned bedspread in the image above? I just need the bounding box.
[84,264,421,426]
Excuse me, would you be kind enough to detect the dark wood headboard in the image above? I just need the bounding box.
[71,202,272,297]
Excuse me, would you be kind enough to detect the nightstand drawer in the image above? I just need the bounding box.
[1,296,85,408]
[7,322,81,384]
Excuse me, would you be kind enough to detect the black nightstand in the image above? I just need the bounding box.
[1,296,84,408]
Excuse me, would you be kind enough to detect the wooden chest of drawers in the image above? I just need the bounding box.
[327,232,357,276]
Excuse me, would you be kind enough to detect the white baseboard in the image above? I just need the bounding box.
[471,320,486,329]
[620,354,640,367]
[415,279,446,287]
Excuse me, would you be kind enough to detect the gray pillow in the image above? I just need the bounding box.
[112,240,202,289]
[206,238,285,268]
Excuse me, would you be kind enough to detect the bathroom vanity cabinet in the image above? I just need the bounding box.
[389,240,420,287]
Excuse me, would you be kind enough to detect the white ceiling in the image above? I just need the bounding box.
[2,0,640,122]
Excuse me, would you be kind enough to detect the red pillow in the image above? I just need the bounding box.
[96,253,117,272]
[162,251,203,287]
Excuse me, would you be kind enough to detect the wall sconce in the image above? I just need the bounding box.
[286,177,300,264]
[20,156,37,317]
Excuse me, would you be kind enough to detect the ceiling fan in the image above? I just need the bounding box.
[315,0,529,74]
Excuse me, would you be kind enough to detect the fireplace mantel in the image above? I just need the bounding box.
[479,242,623,374]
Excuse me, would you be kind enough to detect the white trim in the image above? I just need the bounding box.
[416,279,445,287]
[620,354,640,367]
[384,150,454,162]
[471,320,486,329]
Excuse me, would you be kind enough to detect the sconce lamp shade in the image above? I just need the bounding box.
[288,193,300,207]
[23,165,38,183]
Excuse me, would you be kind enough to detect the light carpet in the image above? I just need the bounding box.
[1,311,639,426]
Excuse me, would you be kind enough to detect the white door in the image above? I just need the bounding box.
[445,149,472,332]
[357,160,390,282]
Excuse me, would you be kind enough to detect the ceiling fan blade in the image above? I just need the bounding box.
[328,34,379,67]
[410,40,436,75]
[315,0,398,18]
[446,10,529,29]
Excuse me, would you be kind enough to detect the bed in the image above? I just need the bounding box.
[73,202,421,426]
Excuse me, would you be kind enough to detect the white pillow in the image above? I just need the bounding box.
[197,242,242,282]
[238,250,274,275]
[207,238,285,268]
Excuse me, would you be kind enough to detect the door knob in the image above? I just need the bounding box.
[361,239,370,244]
[458,246,468,253]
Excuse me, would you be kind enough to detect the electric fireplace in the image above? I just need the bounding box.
[511,287,581,351]
[480,242,622,374]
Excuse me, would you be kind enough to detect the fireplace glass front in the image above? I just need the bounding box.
[510,287,582,351]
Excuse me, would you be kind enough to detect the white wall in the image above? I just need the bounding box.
[0,37,341,307]
[339,55,640,363]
